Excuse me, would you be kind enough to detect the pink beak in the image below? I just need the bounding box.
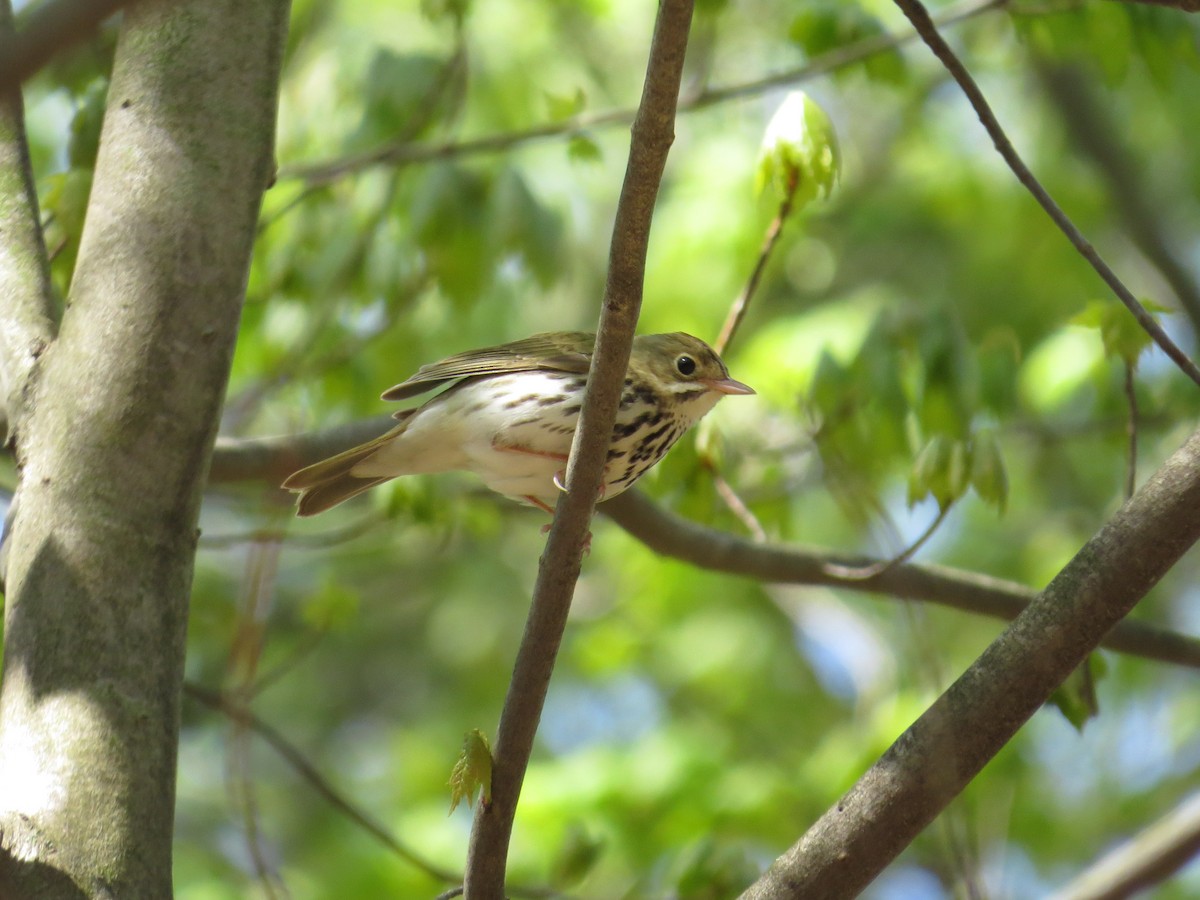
[705,376,755,396]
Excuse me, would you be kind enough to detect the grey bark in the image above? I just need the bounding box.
[0,0,56,446]
[740,424,1200,899]
[0,0,289,896]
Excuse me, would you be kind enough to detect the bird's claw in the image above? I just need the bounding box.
[539,521,592,556]
[552,469,608,499]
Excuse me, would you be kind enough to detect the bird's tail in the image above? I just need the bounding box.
[282,413,414,516]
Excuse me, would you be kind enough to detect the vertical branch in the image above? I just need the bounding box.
[0,0,56,448]
[462,2,696,896]
[0,0,290,894]
[1124,362,1138,500]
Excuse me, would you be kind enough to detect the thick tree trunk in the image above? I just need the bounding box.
[0,1,289,896]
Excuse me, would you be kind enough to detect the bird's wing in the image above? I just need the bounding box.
[381,332,595,401]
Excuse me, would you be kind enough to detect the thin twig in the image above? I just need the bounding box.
[279,0,1006,187]
[199,512,386,549]
[184,682,464,885]
[203,424,1200,670]
[599,489,1200,670]
[462,3,695,896]
[1050,792,1200,900]
[712,468,768,542]
[715,169,798,356]
[1124,362,1138,500]
[822,502,953,581]
[892,0,1200,389]
[1034,61,1200,333]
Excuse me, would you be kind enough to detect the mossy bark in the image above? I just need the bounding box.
[0,1,289,896]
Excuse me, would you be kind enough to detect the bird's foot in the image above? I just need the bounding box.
[536,511,593,556]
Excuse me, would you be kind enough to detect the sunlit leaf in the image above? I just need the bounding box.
[756,90,840,207]
[448,729,493,814]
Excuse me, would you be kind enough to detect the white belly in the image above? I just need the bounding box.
[352,371,719,507]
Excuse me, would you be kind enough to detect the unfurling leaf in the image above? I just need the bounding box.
[550,822,605,888]
[969,431,1008,513]
[1050,654,1107,731]
[545,86,587,121]
[756,90,840,207]
[448,729,493,814]
[567,133,603,164]
[908,435,968,510]
[1071,298,1171,368]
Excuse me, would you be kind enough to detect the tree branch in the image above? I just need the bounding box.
[740,424,1200,898]
[0,0,137,90]
[462,3,695,896]
[0,0,289,893]
[893,0,1200,390]
[1035,60,1200,334]
[600,490,1200,669]
[1105,0,1199,10]
[279,0,1005,187]
[206,424,1200,671]
[183,682,463,885]
[0,0,56,450]
[1050,791,1200,900]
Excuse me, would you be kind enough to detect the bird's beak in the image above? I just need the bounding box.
[705,377,755,396]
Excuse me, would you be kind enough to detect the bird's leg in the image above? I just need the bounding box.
[553,470,607,501]
[538,517,592,556]
[493,438,607,501]
[492,438,568,463]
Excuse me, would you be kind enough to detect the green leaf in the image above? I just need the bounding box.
[353,50,450,147]
[969,431,1008,513]
[448,729,493,814]
[908,435,969,510]
[755,90,840,208]
[544,86,586,121]
[788,2,905,84]
[567,133,602,163]
[68,78,107,170]
[300,580,360,632]
[1070,298,1170,367]
[1050,655,1106,731]
[549,822,605,888]
[488,168,564,288]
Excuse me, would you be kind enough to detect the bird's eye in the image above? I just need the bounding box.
[675,355,696,376]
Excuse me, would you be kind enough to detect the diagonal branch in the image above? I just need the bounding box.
[0,0,137,91]
[462,3,695,896]
[893,0,1200,390]
[0,0,56,449]
[599,490,1200,669]
[206,423,1200,671]
[280,0,1005,187]
[740,424,1200,898]
[183,682,463,885]
[1035,61,1200,334]
[1050,791,1200,900]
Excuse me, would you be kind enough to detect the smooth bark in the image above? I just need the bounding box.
[0,0,56,446]
[0,0,288,895]
[740,425,1200,899]
[462,1,695,896]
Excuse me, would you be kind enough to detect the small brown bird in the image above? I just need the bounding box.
[282,331,753,516]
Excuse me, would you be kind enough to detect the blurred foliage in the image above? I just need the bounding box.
[19,0,1200,896]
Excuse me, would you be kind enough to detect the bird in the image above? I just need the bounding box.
[282,331,753,517]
